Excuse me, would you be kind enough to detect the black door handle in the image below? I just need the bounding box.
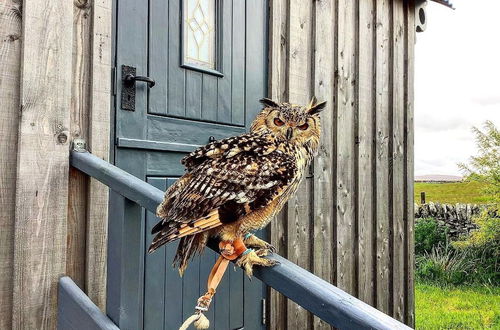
[123,73,155,88]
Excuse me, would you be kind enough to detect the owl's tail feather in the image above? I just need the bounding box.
[174,234,207,276]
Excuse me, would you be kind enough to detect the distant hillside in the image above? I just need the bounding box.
[414,180,490,205]
[415,174,463,182]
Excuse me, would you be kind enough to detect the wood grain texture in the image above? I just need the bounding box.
[0,1,21,329]
[67,0,92,290]
[336,0,357,295]
[12,0,73,328]
[286,0,314,329]
[268,0,415,326]
[268,1,289,328]
[375,0,392,315]
[405,1,416,326]
[357,0,375,307]
[86,0,112,311]
[312,0,335,329]
[392,0,406,321]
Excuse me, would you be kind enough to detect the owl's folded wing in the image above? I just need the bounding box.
[149,151,296,252]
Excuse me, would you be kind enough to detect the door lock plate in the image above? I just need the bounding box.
[121,65,136,111]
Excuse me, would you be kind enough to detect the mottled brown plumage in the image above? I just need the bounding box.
[149,97,326,275]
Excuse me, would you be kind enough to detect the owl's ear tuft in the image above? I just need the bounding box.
[259,98,279,108]
[306,96,327,115]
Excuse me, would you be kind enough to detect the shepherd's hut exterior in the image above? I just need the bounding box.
[0,0,451,329]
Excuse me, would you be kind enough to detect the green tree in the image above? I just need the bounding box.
[459,120,500,205]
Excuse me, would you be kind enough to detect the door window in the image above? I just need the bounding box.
[183,0,217,70]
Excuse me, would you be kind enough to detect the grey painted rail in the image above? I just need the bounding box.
[58,276,119,330]
[69,150,412,330]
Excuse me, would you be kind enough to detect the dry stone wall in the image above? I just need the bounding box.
[414,202,481,238]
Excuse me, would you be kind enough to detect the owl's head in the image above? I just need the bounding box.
[251,97,326,150]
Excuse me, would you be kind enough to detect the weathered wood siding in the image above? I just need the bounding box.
[268,0,416,327]
[0,0,111,328]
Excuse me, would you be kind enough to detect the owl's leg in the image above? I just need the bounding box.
[236,249,278,277]
[243,233,276,256]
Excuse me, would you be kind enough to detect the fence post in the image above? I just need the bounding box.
[420,192,426,204]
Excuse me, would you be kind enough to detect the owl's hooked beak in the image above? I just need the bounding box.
[286,127,293,140]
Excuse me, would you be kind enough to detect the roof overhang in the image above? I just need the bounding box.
[431,0,455,9]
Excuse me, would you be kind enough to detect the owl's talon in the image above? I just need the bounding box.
[236,250,278,277]
[255,248,271,257]
[243,235,276,253]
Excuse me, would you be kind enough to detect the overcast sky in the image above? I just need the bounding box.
[414,0,500,176]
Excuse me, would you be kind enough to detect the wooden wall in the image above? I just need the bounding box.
[1,0,416,328]
[268,0,416,328]
[0,0,112,329]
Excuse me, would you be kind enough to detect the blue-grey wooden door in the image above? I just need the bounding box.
[109,1,268,329]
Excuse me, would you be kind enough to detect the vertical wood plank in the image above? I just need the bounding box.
[375,0,392,314]
[185,71,202,119]
[67,0,91,291]
[0,1,21,329]
[357,0,375,306]
[336,0,357,296]
[286,1,313,328]
[86,0,112,311]
[392,0,406,322]
[231,0,245,126]
[149,0,168,115]
[168,0,185,117]
[312,0,335,329]
[144,178,167,330]
[12,0,73,328]
[218,0,232,124]
[405,1,416,326]
[268,0,289,328]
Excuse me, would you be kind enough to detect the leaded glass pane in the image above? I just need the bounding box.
[183,0,216,69]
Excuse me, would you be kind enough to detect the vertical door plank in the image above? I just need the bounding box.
[312,0,335,329]
[375,0,392,314]
[213,255,231,330]
[86,0,112,310]
[67,1,91,291]
[149,0,169,115]
[199,251,216,329]
[357,0,376,306]
[168,0,185,117]
[405,1,416,326]
[186,71,203,119]
[392,0,406,322]
[286,0,313,328]
[229,268,244,329]
[144,178,167,330]
[336,0,357,296]
[201,75,218,121]
[12,0,73,328]
[182,257,201,324]
[0,1,21,329]
[164,179,184,330]
[218,0,232,124]
[231,0,246,126]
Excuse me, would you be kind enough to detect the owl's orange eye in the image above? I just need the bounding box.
[274,118,285,126]
[297,123,309,130]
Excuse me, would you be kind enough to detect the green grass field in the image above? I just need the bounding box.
[414,181,491,205]
[416,283,500,329]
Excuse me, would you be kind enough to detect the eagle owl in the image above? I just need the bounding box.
[149,97,326,276]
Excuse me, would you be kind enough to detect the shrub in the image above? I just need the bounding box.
[416,244,473,286]
[415,218,448,255]
[452,209,500,286]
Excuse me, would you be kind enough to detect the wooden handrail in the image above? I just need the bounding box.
[70,150,412,330]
